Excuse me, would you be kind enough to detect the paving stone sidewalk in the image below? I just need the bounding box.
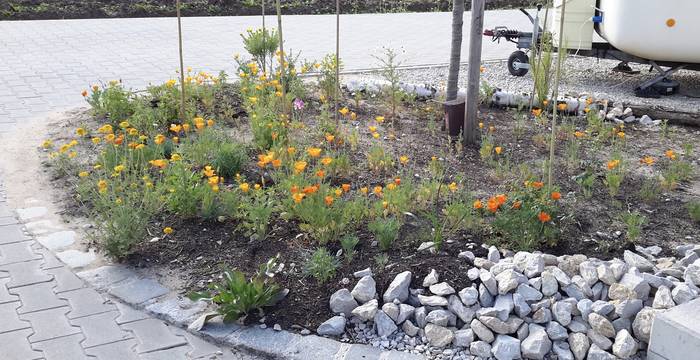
[0,182,257,359]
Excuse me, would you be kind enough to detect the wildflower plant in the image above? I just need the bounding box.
[304,247,338,284]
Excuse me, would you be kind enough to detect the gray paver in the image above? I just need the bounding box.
[0,216,18,226]
[21,306,81,342]
[0,259,53,288]
[35,246,65,269]
[0,240,42,265]
[108,278,169,305]
[0,224,29,244]
[77,265,136,290]
[139,345,192,360]
[114,301,150,325]
[121,318,188,354]
[10,281,68,314]
[71,310,132,348]
[32,333,92,360]
[60,287,117,319]
[46,266,85,293]
[0,277,19,304]
[84,339,140,360]
[0,301,31,333]
[36,230,76,250]
[0,328,44,360]
[173,327,225,359]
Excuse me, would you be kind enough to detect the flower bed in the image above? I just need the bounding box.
[41,32,700,359]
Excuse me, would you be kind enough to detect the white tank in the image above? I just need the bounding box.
[597,0,700,63]
[550,0,596,51]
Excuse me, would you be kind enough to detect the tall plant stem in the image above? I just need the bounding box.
[176,0,186,122]
[528,2,550,110]
[276,0,287,115]
[548,0,566,188]
[334,0,341,125]
[261,0,266,74]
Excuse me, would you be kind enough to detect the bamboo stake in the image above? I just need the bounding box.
[527,3,549,111]
[334,0,340,125]
[176,0,187,122]
[548,0,566,188]
[276,0,287,115]
[261,0,266,74]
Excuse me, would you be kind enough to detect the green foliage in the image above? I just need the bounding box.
[85,82,135,122]
[213,142,247,178]
[575,168,595,199]
[373,47,404,125]
[294,187,366,245]
[530,32,553,107]
[340,234,360,263]
[189,256,282,322]
[237,189,275,240]
[240,27,279,69]
[621,211,646,243]
[368,217,401,251]
[318,54,342,103]
[367,145,393,174]
[638,177,660,203]
[304,248,338,284]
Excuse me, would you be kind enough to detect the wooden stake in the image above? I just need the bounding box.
[176,0,187,122]
[335,0,340,125]
[445,0,464,102]
[463,0,485,147]
[548,0,567,188]
[276,0,287,115]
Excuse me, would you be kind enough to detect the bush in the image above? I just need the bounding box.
[305,247,338,284]
[688,201,700,223]
[189,256,283,322]
[368,217,401,251]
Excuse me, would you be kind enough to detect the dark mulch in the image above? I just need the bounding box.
[2,0,538,21]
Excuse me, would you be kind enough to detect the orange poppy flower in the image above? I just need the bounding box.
[538,211,552,223]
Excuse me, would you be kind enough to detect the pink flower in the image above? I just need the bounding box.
[293,98,305,111]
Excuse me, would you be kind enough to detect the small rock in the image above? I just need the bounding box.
[467,267,480,280]
[685,264,700,286]
[458,286,479,306]
[452,329,475,347]
[374,310,398,338]
[623,250,655,273]
[579,261,599,286]
[672,283,698,304]
[351,276,377,303]
[632,307,657,343]
[317,316,346,336]
[417,241,435,252]
[612,329,638,359]
[495,270,522,295]
[524,254,545,278]
[516,283,543,302]
[396,303,415,324]
[591,300,615,316]
[273,324,282,331]
[383,271,412,303]
[330,289,358,316]
[552,301,573,326]
[353,267,372,278]
[424,323,454,347]
[480,315,523,335]
[512,293,531,318]
[471,319,495,343]
[381,302,400,322]
[425,309,455,327]
[429,282,455,296]
[541,271,559,296]
[418,295,448,307]
[521,324,552,359]
[479,283,495,307]
[470,340,492,358]
[532,308,552,324]
[481,270,499,296]
[402,319,419,336]
[414,306,428,328]
[587,329,613,350]
[493,294,515,321]
[491,334,521,360]
[458,251,475,262]
[588,313,616,338]
[568,332,590,360]
[612,318,632,334]
[614,299,643,319]
[553,341,575,360]
[422,269,439,287]
[547,321,569,340]
[448,295,475,323]
[596,264,617,285]
[619,272,651,300]
[488,246,501,263]
[351,299,378,321]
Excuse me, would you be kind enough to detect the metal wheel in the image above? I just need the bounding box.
[508,50,529,77]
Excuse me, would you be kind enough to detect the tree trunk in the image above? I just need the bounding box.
[463,0,484,147]
[446,0,464,102]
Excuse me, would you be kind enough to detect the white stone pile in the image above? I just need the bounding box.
[317,244,700,359]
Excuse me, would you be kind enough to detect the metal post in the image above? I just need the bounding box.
[261,0,266,74]
[548,0,567,188]
[335,0,340,125]
[463,0,485,147]
[276,0,287,115]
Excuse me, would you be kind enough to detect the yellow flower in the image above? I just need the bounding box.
[272,159,282,168]
[97,180,108,193]
[373,186,383,196]
[324,196,334,206]
[42,140,53,149]
[293,161,307,174]
[557,103,567,111]
[202,166,215,177]
[350,112,357,121]
[307,147,322,158]
[98,124,113,134]
[372,132,380,139]
[617,131,625,139]
[334,188,343,197]
[249,96,258,104]
[119,121,130,129]
[170,154,182,161]
[478,122,484,129]
[473,199,483,209]
[665,149,676,160]
[163,227,174,235]
[128,128,139,136]
[149,159,169,169]
[640,156,655,166]
[360,187,369,195]
[399,155,409,165]
[321,157,333,166]
[76,128,87,137]
[165,79,177,87]
[154,134,166,145]
[292,193,305,204]
[135,144,145,150]
[207,119,215,127]
[368,126,377,132]
[339,107,349,116]
[316,169,325,178]
[325,134,335,143]
[78,171,89,178]
[607,159,620,170]
[287,147,296,155]
[170,124,182,133]
[194,117,205,130]
[113,165,125,173]
[574,131,585,138]
[376,116,385,123]
[254,184,261,190]
[495,146,503,155]
[68,151,77,158]
[239,183,250,192]
[448,182,458,192]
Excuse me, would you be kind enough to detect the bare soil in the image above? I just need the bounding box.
[42,83,700,332]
